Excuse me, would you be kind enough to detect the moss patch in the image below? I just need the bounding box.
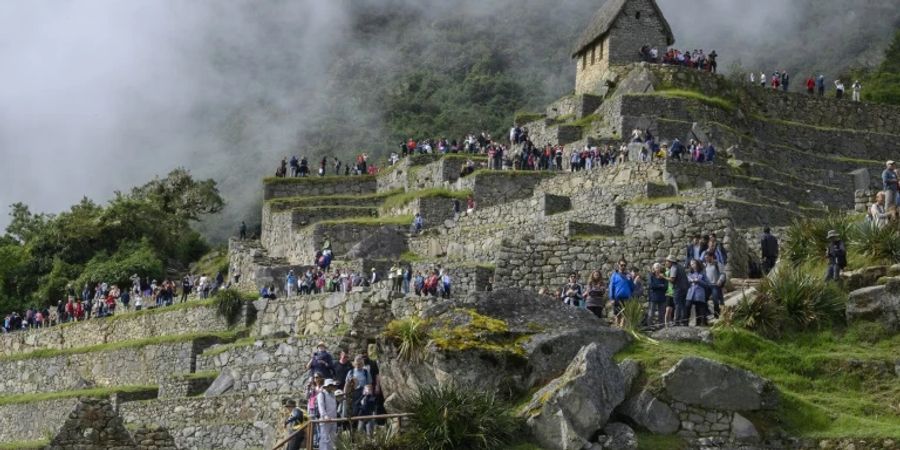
[636,89,736,112]
[429,309,525,357]
[265,190,401,210]
[0,440,50,450]
[0,385,158,407]
[514,112,545,126]
[316,215,414,226]
[636,433,687,450]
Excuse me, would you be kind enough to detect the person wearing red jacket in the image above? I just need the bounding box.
[806,77,815,95]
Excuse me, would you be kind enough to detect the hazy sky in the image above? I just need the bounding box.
[0,0,895,233]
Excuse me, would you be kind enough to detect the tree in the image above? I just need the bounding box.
[129,168,225,221]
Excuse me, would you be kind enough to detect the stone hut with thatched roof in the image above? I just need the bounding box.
[572,0,675,95]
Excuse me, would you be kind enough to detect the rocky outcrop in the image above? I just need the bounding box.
[662,357,778,411]
[379,289,630,405]
[847,281,900,331]
[841,265,888,291]
[617,390,680,435]
[521,343,626,450]
[596,422,638,450]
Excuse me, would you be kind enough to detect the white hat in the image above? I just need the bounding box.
[324,379,338,387]
[335,390,344,397]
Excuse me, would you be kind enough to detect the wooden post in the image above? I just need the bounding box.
[306,423,313,450]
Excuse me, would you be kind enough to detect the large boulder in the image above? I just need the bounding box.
[661,357,778,411]
[617,390,680,435]
[204,370,235,397]
[596,422,638,450]
[521,343,626,450]
[380,289,630,405]
[847,281,900,331]
[345,226,408,260]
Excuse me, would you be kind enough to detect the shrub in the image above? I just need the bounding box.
[718,293,785,338]
[784,214,854,266]
[851,220,900,264]
[402,385,521,450]
[213,288,245,326]
[384,317,431,362]
[74,240,164,291]
[721,268,846,337]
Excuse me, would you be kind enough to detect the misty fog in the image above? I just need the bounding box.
[0,0,896,239]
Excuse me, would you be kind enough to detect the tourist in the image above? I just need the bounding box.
[282,399,306,450]
[286,270,297,298]
[441,271,452,299]
[825,230,847,282]
[781,71,790,92]
[852,80,862,102]
[817,75,826,96]
[561,273,584,308]
[666,255,690,326]
[608,259,635,327]
[585,270,606,319]
[687,259,709,326]
[307,342,334,378]
[760,227,779,275]
[466,195,476,215]
[834,80,845,99]
[355,384,378,435]
[685,234,705,264]
[882,161,898,211]
[413,271,424,296]
[749,71,756,85]
[760,72,766,88]
[703,233,728,265]
[239,221,247,240]
[806,76,815,94]
[869,191,888,228]
[345,356,372,418]
[648,263,667,327]
[413,213,424,234]
[704,252,726,319]
[316,379,339,450]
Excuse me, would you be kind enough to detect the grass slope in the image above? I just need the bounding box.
[0,385,158,407]
[617,326,900,438]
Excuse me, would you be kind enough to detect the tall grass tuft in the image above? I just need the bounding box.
[851,220,900,264]
[384,317,431,363]
[620,300,647,334]
[718,293,785,338]
[213,289,246,326]
[402,385,521,450]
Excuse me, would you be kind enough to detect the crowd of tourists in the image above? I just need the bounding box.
[274,155,377,178]
[640,46,719,73]
[1,273,228,333]
[279,342,384,450]
[750,71,862,101]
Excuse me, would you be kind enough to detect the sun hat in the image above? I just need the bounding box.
[666,255,678,263]
[324,379,338,387]
[827,230,840,239]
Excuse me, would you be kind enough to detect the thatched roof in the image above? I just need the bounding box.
[571,0,675,57]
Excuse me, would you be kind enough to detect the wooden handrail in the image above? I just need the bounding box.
[271,413,413,450]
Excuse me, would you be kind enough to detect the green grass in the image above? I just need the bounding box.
[265,190,401,210]
[316,215,414,226]
[263,175,376,185]
[0,440,50,450]
[617,326,900,438]
[627,196,702,206]
[201,336,259,358]
[0,329,247,363]
[191,248,229,279]
[399,251,425,263]
[467,169,554,179]
[177,370,219,381]
[636,433,686,450]
[636,89,736,112]
[563,113,598,130]
[514,112,545,126]
[382,188,472,210]
[0,385,158,407]
[442,153,488,162]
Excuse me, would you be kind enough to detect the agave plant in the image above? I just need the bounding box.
[784,213,854,265]
[717,293,785,338]
[754,267,846,332]
[619,300,647,334]
[851,220,900,264]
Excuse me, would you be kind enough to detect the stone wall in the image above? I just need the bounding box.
[251,291,384,339]
[0,302,246,358]
[383,196,457,229]
[409,263,494,294]
[575,36,611,96]
[607,0,671,66]
[0,398,78,441]
[166,421,272,450]
[456,171,550,208]
[228,238,308,292]
[0,340,210,395]
[546,94,603,120]
[263,176,377,200]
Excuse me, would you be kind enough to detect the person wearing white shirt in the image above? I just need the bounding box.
[316,379,339,450]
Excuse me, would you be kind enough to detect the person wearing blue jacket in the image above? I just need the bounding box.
[609,259,635,327]
[647,263,668,327]
[687,259,710,326]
